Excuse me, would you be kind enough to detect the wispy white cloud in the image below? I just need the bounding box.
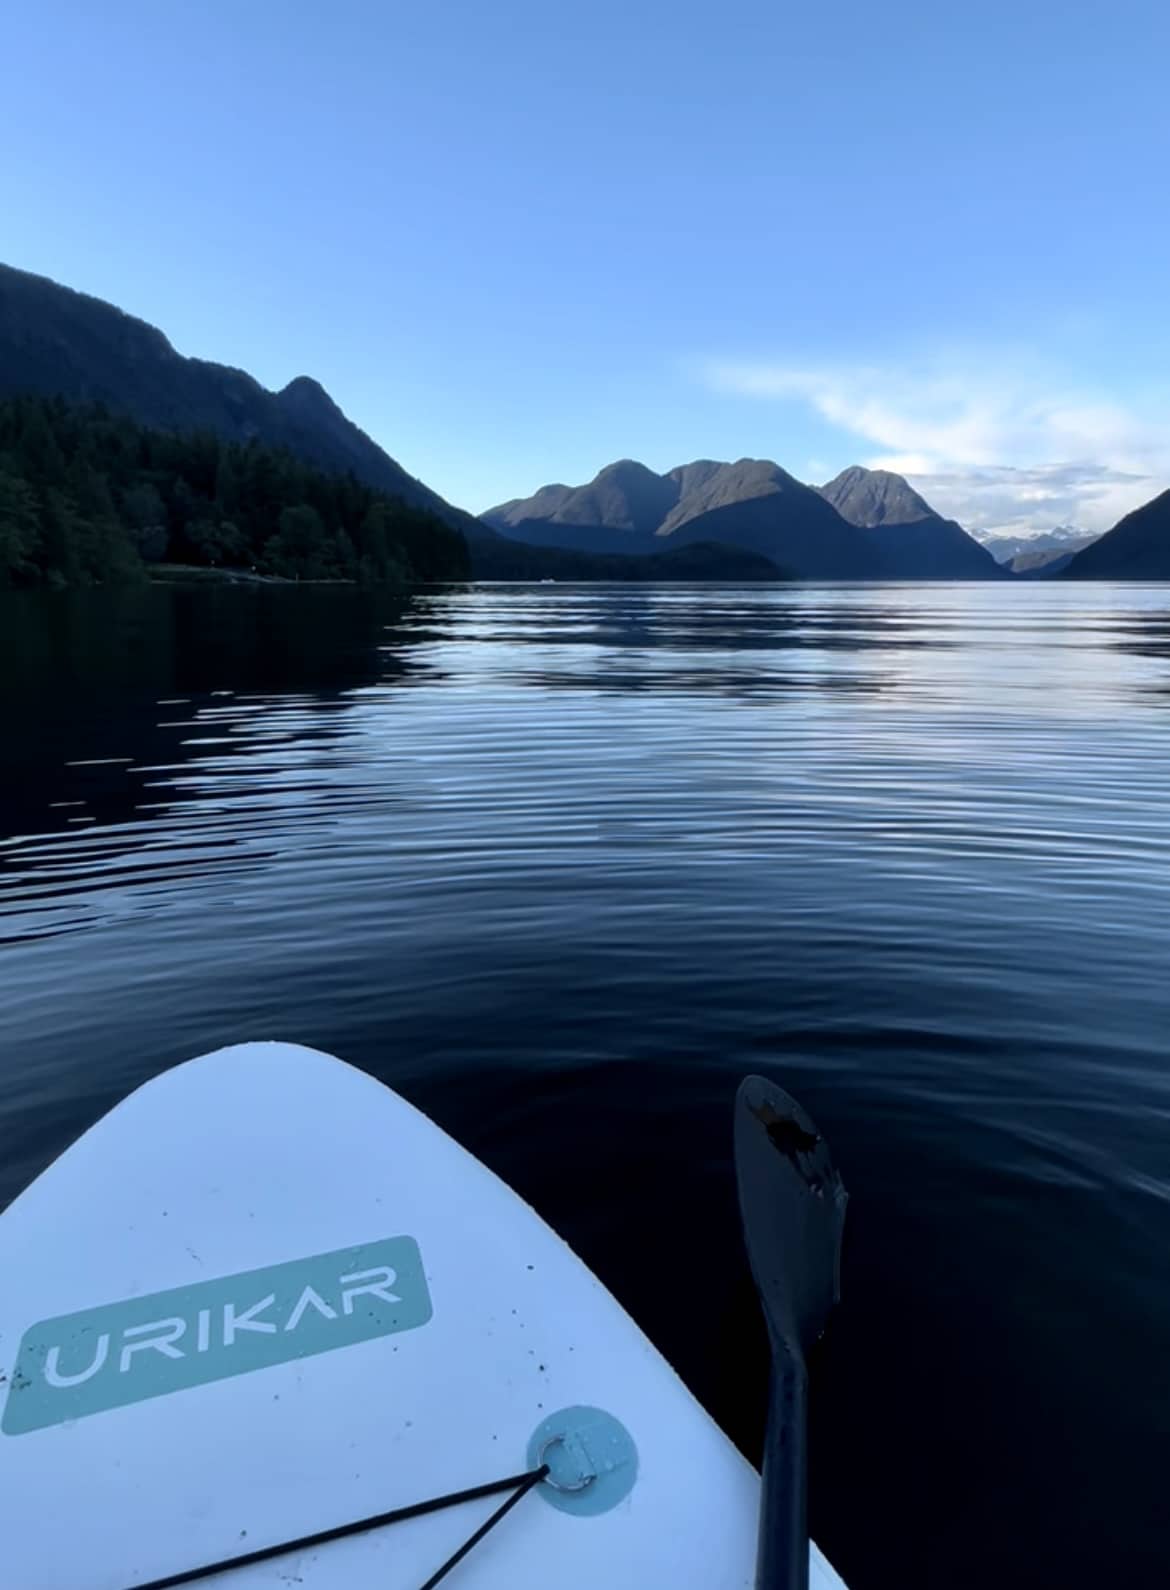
[701,356,1170,537]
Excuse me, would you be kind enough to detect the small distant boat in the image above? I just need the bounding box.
[539,577,556,584]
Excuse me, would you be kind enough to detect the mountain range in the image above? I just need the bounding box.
[979,525,1099,576]
[2,261,1168,584]
[486,459,1003,579]
[0,265,792,582]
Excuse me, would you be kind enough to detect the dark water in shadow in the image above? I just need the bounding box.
[2,581,1169,1587]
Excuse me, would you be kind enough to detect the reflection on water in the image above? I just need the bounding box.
[3,580,1170,1589]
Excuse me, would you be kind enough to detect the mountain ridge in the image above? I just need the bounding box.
[487,459,1000,578]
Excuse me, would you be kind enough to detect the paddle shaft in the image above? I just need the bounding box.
[757,1348,810,1590]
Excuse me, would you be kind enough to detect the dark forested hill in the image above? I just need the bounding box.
[0,395,469,588]
[469,532,787,581]
[1062,490,1170,579]
[0,262,483,543]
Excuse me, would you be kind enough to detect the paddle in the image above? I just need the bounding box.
[735,1075,848,1590]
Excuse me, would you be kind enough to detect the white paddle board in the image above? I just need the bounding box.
[0,1042,846,1588]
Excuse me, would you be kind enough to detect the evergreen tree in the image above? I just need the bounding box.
[0,469,41,586]
[187,517,246,567]
[266,504,329,579]
[121,483,169,562]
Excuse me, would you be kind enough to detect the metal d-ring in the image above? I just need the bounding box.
[537,1432,596,1492]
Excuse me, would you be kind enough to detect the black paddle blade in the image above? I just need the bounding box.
[734,1075,847,1360]
[736,1077,847,1590]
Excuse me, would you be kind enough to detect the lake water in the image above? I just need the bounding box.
[2,581,1168,1587]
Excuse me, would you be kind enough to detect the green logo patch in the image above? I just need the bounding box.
[2,1235,432,1435]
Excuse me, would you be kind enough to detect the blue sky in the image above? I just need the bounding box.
[6,0,1169,534]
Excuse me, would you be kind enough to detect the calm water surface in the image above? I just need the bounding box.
[2,581,1169,1587]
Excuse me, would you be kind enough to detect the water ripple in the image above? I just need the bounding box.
[3,581,1170,1588]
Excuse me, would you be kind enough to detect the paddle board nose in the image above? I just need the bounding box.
[0,1042,848,1590]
